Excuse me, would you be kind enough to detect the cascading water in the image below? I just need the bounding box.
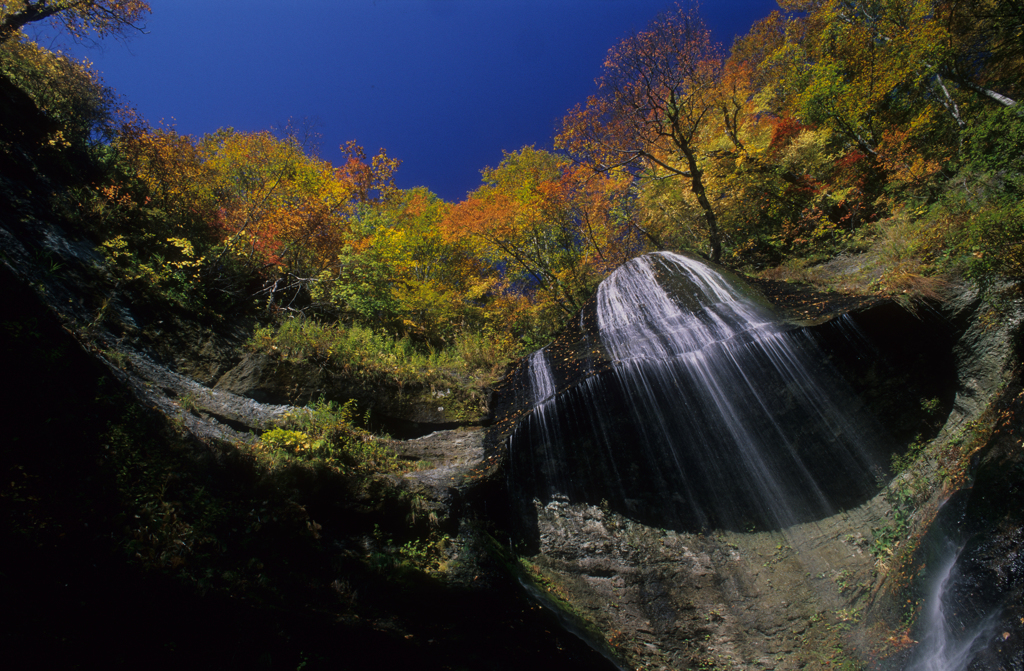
[506,251,893,533]
[517,348,570,497]
[904,539,1001,671]
[527,348,556,405]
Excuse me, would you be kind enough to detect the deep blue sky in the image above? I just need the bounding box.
[34,0,779,202]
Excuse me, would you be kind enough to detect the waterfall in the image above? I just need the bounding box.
[596,250,776,362]
[506,251,892,532]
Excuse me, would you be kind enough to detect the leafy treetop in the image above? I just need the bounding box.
[0,0,150,44]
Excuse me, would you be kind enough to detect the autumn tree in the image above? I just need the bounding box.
[194,130,400,309]
[712,0,971,256]
[558,3,726,261]
[376,188,477,339]
[441,146,636,338]
[934,0,1022,106]
[0,0,150,43]
[769,0,1021,154]
[114,123,218,232]
[819,0,1020,111]
[310,187,492,339]
[443,148,583,319]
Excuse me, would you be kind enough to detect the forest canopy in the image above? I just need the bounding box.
[2,0,1023,356]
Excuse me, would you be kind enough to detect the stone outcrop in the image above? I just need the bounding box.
[865,283,1024,670]
[0,195,494,539]
[524,495,890,670]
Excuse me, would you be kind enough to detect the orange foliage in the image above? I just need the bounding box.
[335,140,400,203]
[441,147,636,329]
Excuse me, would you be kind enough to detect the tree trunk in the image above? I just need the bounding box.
[678,143,722,263]
[0,3,63,43]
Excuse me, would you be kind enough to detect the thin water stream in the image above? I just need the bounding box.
[904,539,1001,671]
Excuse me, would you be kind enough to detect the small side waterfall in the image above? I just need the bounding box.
[904,539,1003,671]
[517,348,570,498]
[527,348,556,405]
[506,251,893,532]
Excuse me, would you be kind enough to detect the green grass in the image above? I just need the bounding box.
[246,316,516,388]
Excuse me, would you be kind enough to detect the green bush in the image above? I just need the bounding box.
[257,399,398,475]
[960,105,1024,176]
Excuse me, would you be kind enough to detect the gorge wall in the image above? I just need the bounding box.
[489,253,1022,670]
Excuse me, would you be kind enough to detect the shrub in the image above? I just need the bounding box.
[256,399,398,476]
[0,36,117,147]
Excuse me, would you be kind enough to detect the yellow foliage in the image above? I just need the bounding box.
[779,127,836,178]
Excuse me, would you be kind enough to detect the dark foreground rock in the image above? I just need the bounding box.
[0,230,621,671]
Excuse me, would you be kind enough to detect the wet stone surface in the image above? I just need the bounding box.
[521,495,889,670]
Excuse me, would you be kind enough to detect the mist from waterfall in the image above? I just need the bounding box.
[509,251,892,532]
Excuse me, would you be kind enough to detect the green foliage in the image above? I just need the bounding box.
[98,399,380,607]
[958,105,1024,176]
[871,483,915,563]
[922,106,1024,285]
[257,399,399,476]
[370,524,452,576]
[247,315,516,386]
[920,397,942,417]
[311,242,401,328]
[902,111,1024,287]
[890,435,927,474]
[796,61,849,128]
[97,231,209,307]
[104,412,222,572]
[452,330,518,372]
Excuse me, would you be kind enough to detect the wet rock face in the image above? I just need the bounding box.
[524,496,885,670]
[954,526,1024,671]
[384,427,487,526]
[494,255,1014,670]
[893,377,1024,671]
[808,302,958,446]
